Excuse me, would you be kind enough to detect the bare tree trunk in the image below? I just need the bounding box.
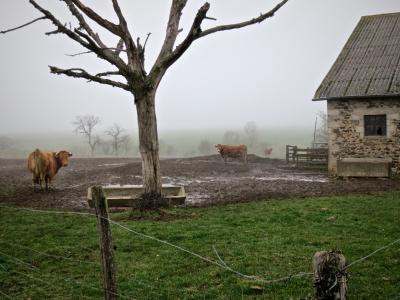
[135,90,162,208]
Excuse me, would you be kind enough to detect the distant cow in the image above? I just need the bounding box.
[27,149,72,191]
[264,148,273,157]
[215,144,247,165]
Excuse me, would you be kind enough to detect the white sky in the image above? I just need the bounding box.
[0,0,399,134]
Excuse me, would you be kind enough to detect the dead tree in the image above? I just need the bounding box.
[105,124,125,157]
[1,0,289,207]
[73,115,101,156]
[244,121,258,152]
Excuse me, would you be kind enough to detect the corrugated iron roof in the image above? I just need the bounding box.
[313,12,400,101]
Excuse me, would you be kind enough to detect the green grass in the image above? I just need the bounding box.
[0,192,399,299]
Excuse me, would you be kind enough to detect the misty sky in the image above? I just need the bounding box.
[1,0,399,135]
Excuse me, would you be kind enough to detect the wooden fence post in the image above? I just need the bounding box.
[92,186,118,300]
[312,250,348,300]
[286,145,289,163]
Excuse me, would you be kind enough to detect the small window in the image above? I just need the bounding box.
[364,114,386,136]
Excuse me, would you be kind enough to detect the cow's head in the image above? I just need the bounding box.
[215,144,222,153]
[55,150,72,167]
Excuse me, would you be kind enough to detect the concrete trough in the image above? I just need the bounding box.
[337,158,392,177]
[87,184,186,208]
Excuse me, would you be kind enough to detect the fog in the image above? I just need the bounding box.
[0,0,399,135]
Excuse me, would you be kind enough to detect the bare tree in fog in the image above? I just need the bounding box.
[198,139,212,155]
[119,134,131,156]
[105,123,126,156]
[100,139,113,156]
[2,0,288,206]
[159,139,177,157]
[223,130,240,145]
[244,121,258,151]
[315,111,328,143]
[73,115,101,156]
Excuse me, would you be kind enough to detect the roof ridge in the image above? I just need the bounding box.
[361,12,400,19]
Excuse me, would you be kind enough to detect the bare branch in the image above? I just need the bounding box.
[65,48,127,57]
[0,16,46,34]
[62,0,107,48]
[95,71,121,77]
[69,0,121,36]
[155,0,188,64]
[29,0,90,46]
[22,1,130,85]
[151,2,210,77]
[143,32,152,51]
[150,0,288,84]
[49,66,130,91]
[45,28,62,36]
[114,38,124,56]
[111,0,140,72]
[198,0,289,38]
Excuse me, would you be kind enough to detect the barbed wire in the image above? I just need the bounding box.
[0,265,97,300]
[0,249,39,272]
[0,289,13,300]
[344,237,400,270]
[0,240,100,267]
[0,241,176,296]
[0,256,134,300]
[0,205,313,284]
[1,204,399,286]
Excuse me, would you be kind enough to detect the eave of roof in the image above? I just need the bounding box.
[312,94,400,101]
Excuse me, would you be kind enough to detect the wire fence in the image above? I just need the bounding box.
[0,204,399,299]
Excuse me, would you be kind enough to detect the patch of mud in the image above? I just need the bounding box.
[0,156,399,211]
[98,163,128,167]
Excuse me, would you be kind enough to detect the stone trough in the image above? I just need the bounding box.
[337,158,392,177]
[87,185,186,208]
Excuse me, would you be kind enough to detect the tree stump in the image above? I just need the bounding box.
[312,250,348,300]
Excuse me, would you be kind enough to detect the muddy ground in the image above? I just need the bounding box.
[0,155,399,211]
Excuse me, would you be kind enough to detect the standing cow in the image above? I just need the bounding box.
[264,148,273,157]
[215,144,247,165]
[27,149,72,191]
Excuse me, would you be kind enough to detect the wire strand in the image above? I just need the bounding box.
[0,241,100,267]
[1,205,399,285]
[345,238,400,270]
[0,289,13,300]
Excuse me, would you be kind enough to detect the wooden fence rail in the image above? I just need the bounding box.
[286,145,328,166]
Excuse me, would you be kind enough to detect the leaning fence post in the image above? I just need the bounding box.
[312,250,348,300]
[92,186,118,300]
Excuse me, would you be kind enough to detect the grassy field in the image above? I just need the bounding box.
[0,192,399,299]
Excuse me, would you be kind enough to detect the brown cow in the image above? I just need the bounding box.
[264,148,273,157]
[27,149,72,191]
[215,144,247,165]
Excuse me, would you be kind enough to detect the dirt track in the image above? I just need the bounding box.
[1,155,399,211]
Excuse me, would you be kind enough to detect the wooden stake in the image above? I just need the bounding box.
[312,250,348,300]
[92,186,118,300]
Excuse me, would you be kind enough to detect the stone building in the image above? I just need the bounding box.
[313,12,400,176]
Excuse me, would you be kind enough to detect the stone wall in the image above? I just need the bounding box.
[327,98,400,175]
